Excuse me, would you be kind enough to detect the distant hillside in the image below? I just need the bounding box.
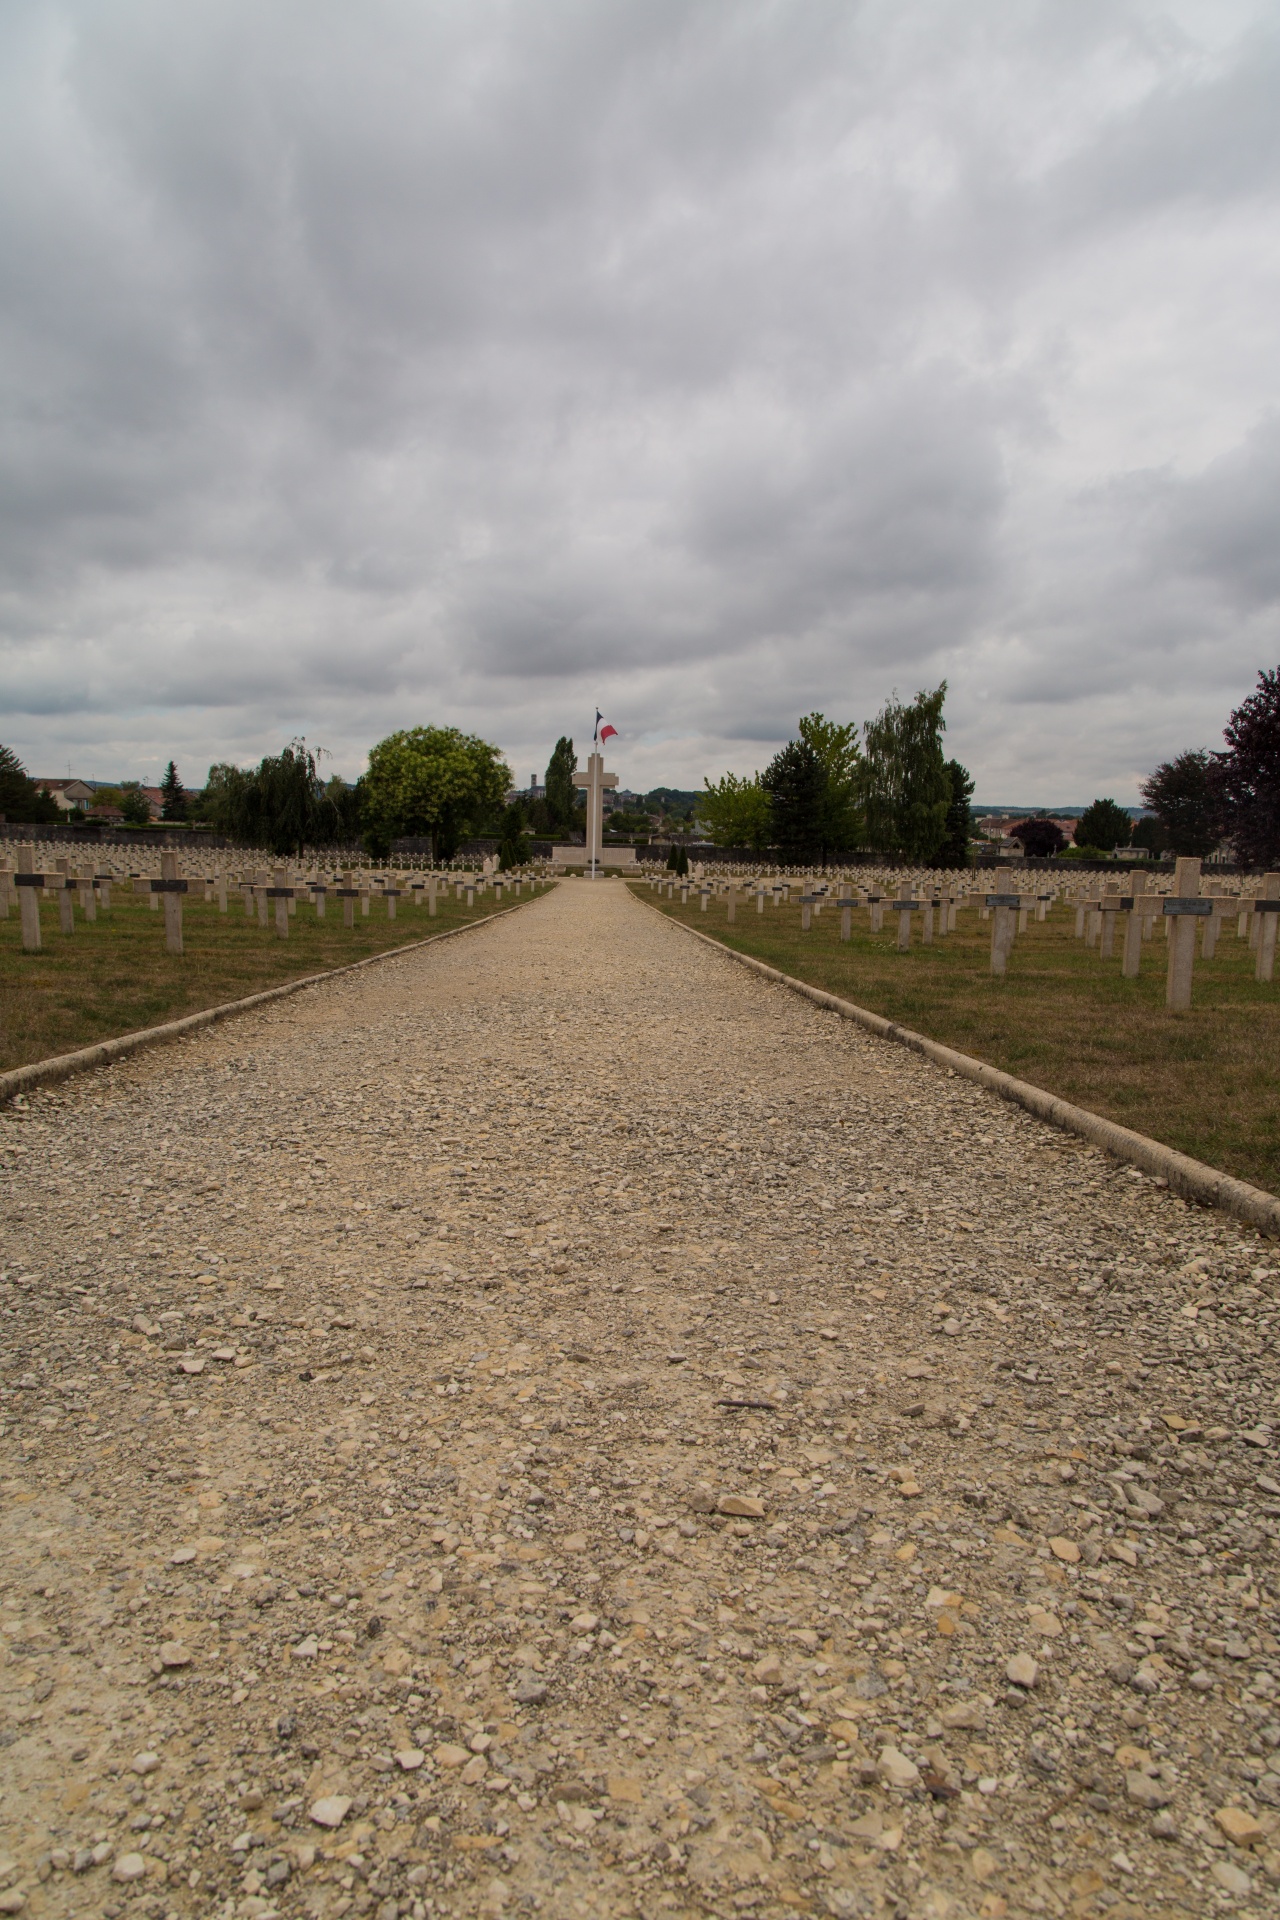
[644,788,701,812]
[974,804,1150,818]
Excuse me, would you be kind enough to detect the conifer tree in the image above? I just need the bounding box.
[159,760,187,821]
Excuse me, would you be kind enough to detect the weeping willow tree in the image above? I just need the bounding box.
[203,740,353,854]
[861,684,950,862]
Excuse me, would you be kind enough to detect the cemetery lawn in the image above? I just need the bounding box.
[636,885,1280,1196]
[1,889,526,1074]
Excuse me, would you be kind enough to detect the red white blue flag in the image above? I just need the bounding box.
[595,710,618,745]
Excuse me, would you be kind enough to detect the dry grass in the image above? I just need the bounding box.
[636,884,1280,1196]
[1,884,528,1074]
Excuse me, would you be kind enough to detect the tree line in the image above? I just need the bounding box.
[4,663,1278,866]
[199,733,514,860]
[1,728,628,865]
[700,685,974,865]
[1008,667,1280,864]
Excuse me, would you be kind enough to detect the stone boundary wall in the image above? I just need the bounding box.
[0,822,237,849]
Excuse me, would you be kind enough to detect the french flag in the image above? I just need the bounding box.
[595,710,618,745]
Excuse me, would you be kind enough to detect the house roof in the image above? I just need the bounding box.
[36,777,96,800]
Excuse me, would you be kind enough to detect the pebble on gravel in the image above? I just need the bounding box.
[308,1795,352,1829]
[878,1745,921,1788]
[1215,1805,1266,1847]
[1125,1769,1172,1808]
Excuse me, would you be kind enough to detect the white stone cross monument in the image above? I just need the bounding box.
[572,750,618,879]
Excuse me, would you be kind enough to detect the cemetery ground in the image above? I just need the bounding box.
[636,885,1280,1199]
[5,877,1280,1920]
[0,888,517,1078]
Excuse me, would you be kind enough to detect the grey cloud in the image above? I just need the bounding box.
[1154,416,1280,609]
[1,0,1278,796]
[1049,25,1280,231]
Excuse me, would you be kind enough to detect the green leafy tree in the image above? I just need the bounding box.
[119,781,153,825]
[762,737,826,862]
[364,726,509,863]
[0,744,59,823]
[159,759,187,822]
[757,715,864,862]
[939,759,976,865]
[200,764,249,834]
[700,772,771,851]
[1139,750,1218,857]
[862,684,950,860]
[1074,798,1131,853]
[545,737,578,835]
[797,712,864,855]
[665,843,689,876]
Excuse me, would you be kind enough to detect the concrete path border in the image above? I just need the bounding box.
[647,899,1280,1238]
[0,895,540,1105]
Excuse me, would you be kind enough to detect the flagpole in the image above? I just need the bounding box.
[590,710,600,880]
[585,710,616,880]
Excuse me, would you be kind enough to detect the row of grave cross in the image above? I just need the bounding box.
[1068,857,1280,1008]
[656,875,974,933]
[1,847,547,955]
[650,874,1010,951]
[651,861,1280,1007]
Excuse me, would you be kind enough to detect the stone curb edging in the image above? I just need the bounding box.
[644,898,1280,1238]
[0,895,546,1105]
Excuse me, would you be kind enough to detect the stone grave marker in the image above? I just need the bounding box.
[1164,857,1206,1010]
[154,850,187,955]
[986,892,1020,975]
[1255,872,1280,983]
[16,846,42,951]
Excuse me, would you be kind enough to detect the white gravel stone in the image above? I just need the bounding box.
[308,1795,352,1829]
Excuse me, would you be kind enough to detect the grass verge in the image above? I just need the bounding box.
[2,887,532,1073]
[636,884,1280,1196]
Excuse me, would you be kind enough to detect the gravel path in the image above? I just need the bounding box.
[4,877,1280,1920]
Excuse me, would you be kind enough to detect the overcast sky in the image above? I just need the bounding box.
[3,0,1278,801]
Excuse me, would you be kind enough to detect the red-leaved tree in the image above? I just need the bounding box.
[1213,668,1280,868]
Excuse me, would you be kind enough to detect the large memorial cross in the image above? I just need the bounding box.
[571,750,618,879]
